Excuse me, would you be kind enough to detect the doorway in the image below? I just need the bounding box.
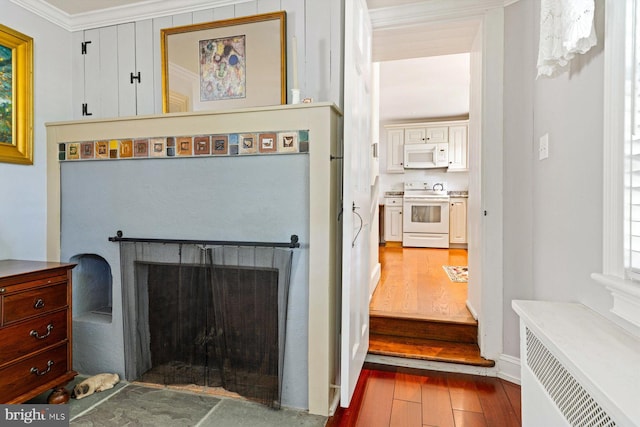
[374,52,473,328]
[367,6,506,365]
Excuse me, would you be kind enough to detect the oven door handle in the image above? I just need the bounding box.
[403,197,450,203]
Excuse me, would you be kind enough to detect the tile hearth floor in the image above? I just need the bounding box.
[29,377,327,427]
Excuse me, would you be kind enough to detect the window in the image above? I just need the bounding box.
[592,0,640,327]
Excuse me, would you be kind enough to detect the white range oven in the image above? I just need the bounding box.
[403,181,450,248]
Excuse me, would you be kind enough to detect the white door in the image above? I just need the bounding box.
[341,0,372,408]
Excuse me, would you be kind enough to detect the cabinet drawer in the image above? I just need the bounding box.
[2,283,67,324]
[0,310,68,367]
[0,343,68,403]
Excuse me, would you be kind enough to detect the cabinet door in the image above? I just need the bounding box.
[426,126,448,143]
[448,125,468,171]
[387,129,405,173]
[449,198,467,243]
[385,205,403,242]
[75,22,155,120]
[82,26,120,119]
[405,128,426,144]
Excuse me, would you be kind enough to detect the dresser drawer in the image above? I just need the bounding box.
[2,283,67,325]
[0,343,69,402]
[0,310,67,367]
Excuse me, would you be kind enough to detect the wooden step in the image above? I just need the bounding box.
[370,312,478,344]
[368,334,495,367]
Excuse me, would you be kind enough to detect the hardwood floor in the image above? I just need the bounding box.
[371,246,472,323]
[328,364,521,427]
[369,246,493,366]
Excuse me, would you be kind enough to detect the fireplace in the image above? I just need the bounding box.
[52,104,341,415]
[117,241,292,408]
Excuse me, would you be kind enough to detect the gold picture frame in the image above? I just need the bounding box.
[161,11,286,114]
[0,24,33,165]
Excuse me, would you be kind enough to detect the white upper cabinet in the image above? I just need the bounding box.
[404,126,449,144]
[385,120,468,172]
[448,125,468,171]
[386,128,405,173]
[404,127,426,144]
[425,126,449,143]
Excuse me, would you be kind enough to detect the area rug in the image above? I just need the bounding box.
[443,265,468,283]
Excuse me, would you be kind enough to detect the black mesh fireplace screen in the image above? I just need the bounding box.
[119,242,293,408]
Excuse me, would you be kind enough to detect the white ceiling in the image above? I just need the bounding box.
[24,0,473,122]
[36,0,425,16]
[378,54,470,123]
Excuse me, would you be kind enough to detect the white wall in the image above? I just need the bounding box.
[501,0,640,358]
[0,0,72,260]
[502,0,535,358]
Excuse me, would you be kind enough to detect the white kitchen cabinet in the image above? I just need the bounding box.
[425,126,449,143]
[404,126,448,144]
[449,197,467,244]
[384,197,403,242]
[448,125,468,171]
[404,127,426,144]
[386,129,405,173]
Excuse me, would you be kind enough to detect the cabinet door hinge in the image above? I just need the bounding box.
[82,103,93,116]
[130,72,141,84]
[81,41,92,55]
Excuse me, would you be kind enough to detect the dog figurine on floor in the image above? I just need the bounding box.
[72,373,120,400]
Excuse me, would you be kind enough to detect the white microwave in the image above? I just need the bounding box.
[403,143,449,169]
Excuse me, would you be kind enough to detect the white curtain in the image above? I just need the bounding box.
[537,0,597,78]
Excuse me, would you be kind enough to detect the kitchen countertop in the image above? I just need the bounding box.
[384,191,404,197]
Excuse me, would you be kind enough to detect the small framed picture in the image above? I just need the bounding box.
[95,141,109,159]
[240,133,258,154]
[212,135,229,155]
[150,138,166,157]
[134,139,149,157]
[194,136,211,155]
[278,131,298,153]
[177,137,192,156]
[120,140,133,158]
[80,142,94,159]
[259,133,277,153]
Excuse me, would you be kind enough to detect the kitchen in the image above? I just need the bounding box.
[378,53,470,252]
[369,52,484,365]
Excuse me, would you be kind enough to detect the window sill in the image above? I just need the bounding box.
[591,273,640,328]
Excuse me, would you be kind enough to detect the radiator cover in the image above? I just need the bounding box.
[525,327,615,427]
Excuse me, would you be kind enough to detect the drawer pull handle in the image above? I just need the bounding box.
[34,298,45,309]
[0,288,5,293]
[30,360,54,376]
[30,324,54,340]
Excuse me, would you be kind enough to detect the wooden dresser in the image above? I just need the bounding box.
[0,260,77,403]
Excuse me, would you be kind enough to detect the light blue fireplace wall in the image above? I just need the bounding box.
[60,153,310,410]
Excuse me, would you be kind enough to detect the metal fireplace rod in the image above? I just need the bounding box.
[108,230,300,248]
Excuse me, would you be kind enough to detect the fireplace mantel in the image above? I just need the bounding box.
[46,103,342,416]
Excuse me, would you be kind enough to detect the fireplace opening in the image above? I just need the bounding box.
[119,242,292,408]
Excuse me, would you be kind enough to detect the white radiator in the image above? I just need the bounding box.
[513,301,640,427]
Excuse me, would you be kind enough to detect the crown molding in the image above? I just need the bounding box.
[9,0,249,31]
[370,0,517,29]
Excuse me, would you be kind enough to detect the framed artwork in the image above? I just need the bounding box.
[161,11,286,113]
[0,24,33,164]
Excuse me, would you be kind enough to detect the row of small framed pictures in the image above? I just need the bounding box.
[58,130,310,161]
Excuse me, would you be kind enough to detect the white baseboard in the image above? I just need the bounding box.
[466,299,479,320]
[369,262,381,300]
[497,354,521,384]
[365,354,497,377]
